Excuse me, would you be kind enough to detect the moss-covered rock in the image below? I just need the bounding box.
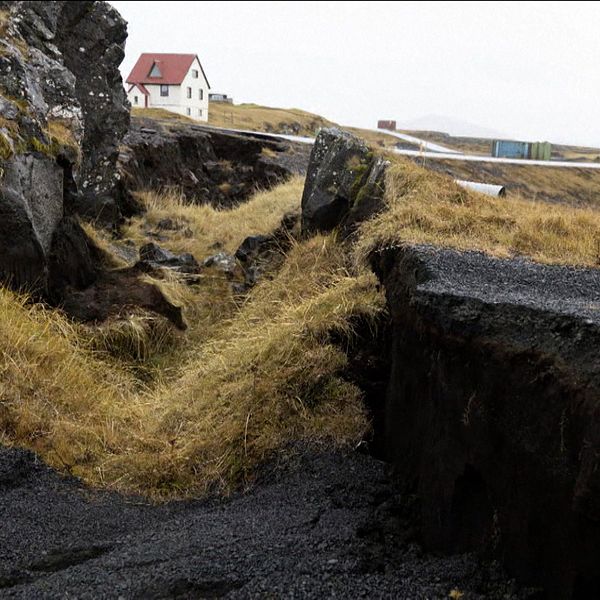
[301,128,388,235]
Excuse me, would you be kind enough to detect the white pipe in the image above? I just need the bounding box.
[455,179,506,197]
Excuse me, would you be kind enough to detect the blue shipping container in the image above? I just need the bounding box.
[491,140,530,159]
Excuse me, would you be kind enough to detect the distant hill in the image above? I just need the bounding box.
[397,114,508,139]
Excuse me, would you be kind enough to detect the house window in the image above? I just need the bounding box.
[192,69,198,78]
[187,87,192,99]
[134,96,138,105]
[160,85,169,97]
[198,109,202,117]
[199,89,203,101]
[149,63,162,78]
[186,108,191,116]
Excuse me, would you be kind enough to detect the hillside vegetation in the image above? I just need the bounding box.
[0,179,382,498]
[2,139,600,499]
[131,105,407,150]
[424,158,600,208]
[133,103,600,206]
[358,157,600,266]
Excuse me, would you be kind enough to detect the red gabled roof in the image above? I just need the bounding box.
[126,53,210,87]
[127,82,149,95]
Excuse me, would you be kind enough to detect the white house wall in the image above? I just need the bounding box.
[128,57,210,122]
[127,87,146,108]
[178,57,209,121]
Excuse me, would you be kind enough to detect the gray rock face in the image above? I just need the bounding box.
[371,244,600,598]
[301,128,388,235]
[0,1,129,291]
[52,1,130,220]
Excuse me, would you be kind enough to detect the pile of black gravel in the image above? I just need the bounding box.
[0,446,536,599]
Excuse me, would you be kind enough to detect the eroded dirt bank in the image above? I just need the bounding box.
[372,244,600,600]
[119,116,311,208]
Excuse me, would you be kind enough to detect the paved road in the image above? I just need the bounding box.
[390,147,600,169]
[209,124,600,170]
[373,129,461,154]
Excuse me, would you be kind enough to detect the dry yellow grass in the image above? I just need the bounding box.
[124,175,305,259]
[109,236,382,495]
[207,102,333,136]
[356,158,600,267]
[3,147,600,500]
[0,178,383,498]
[0,289,136,474]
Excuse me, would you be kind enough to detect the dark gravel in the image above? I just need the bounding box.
[0,447,531,599]
[412,245,600,324]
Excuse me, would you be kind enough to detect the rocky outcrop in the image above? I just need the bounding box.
[300,127,600,597]
[301,128,387,235]
[7,0,130,220]
[60,265,186,330]
[0,0,129,292]
[119,118,306,208]
[371,244,600,599]
[235,212,299,289]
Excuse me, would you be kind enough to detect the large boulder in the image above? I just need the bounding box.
[0,155,64,289]
[301,128,388,235]
[0,0,129,292]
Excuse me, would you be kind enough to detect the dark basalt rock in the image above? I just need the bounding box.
[0,1,130,292]
[119,118,303,208]
[371,243,600,599]
[138,242,200,274]
[0,155,64,291]
[47,216,97,299]
[60,267,186,330]
[301,128,388,235]
[6,0,130,221]
[234,212,299,289]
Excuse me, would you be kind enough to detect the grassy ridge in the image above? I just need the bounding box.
[0,179,382,498]
[2,146,600,499]
[357,158,600,266]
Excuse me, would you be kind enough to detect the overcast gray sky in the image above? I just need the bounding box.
[110,1,600,146]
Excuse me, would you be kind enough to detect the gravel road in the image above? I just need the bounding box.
[0,446,532,599]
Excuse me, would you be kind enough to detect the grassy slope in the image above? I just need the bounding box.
[133,104,600,205]
[0,180,382,498]
[421,158,600,207]
[131,105,410,151]
[357,157,600,266]
[3,108,600,499]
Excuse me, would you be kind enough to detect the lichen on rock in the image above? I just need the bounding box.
[0,0,130,292]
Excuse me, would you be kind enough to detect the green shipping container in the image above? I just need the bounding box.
[530,142,552,161]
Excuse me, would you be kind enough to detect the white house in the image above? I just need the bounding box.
[126,53,210,122]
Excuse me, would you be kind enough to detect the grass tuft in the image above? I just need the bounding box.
[356,158,600,267]
[0,178,383,498]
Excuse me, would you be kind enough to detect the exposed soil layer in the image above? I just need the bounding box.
[119,117,311,208]
[0,446,530,599]
[371,244,600,599]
